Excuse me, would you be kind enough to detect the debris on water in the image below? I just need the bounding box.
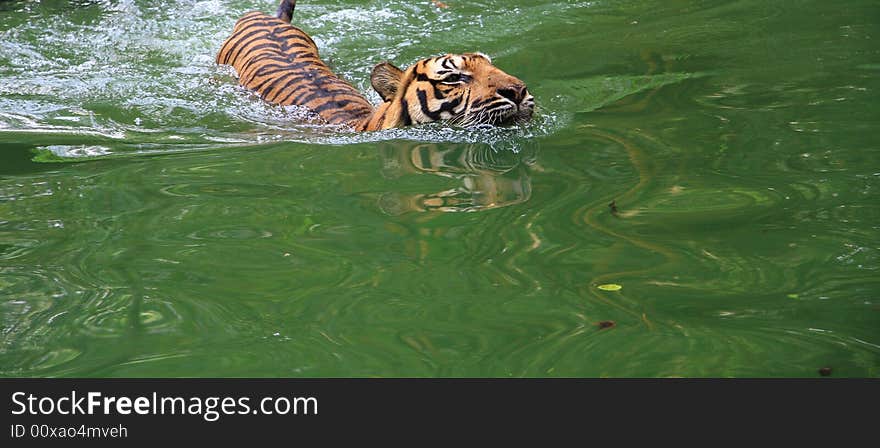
[597,283,622,291]
[818,367,832,377]
[787,293,799,299]
[609,200,619,216]
[597,320,616,330]
[431,0,449,8]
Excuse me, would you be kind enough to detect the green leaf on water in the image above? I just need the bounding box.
[787,293,799,299]
[294,216,314,236]
[597,284,622,291]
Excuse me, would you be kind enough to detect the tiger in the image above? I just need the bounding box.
[216,0,535,131]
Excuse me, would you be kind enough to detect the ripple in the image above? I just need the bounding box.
[630,187,779,222]
[159,182,287,198]
[187,226,274,241]
[30,348,82,372]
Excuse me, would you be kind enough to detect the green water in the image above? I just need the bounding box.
[1,0,878,377]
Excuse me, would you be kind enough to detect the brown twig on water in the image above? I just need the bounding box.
[597,320,616,330]
[609,200,619,217]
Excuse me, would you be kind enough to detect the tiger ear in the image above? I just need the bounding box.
[371,62,404,102]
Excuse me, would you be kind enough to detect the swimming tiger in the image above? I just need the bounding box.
[216,0,534,131]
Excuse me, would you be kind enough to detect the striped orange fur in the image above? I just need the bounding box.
[217,1,534,131]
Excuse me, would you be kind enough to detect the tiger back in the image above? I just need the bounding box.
[216,6,373,127]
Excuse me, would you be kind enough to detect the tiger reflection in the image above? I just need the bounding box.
[376,143,536,215]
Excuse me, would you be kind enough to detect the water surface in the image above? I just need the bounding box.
[1,0,878,377]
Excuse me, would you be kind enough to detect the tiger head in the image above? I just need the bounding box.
[359,53,535,131]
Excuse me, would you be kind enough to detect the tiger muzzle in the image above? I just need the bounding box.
[502,85,535,125]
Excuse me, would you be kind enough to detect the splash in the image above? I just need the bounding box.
[0,0,584,160]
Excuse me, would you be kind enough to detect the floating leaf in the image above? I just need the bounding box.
[597,284,622,291]
[787,293,799,299]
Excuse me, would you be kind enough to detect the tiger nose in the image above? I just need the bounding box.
[497,83,527,103]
